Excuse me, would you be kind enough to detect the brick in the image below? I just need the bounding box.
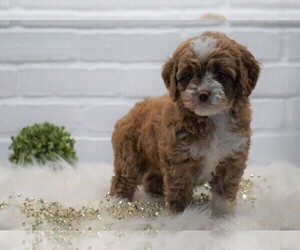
[122,68,167,98]
[0,33,78,63]
[79,33,181,63]
[0,105,84,134]
[75,138,113,163]
[18,0,220,9]
[0,21,11,27]
[0,71,18,97]
[12,10,180,20]
[211,13,300,23]
[229,20,300,28]
[228,32,282,61]
[229,0,300,7]
[19,69,122,97]
[287,98,300,130]
[18,0,126,9]
[19,20,120,29]
[0,0,11,8]
[287,32,300,61]
[19,20,223,29]
[83,104,133,133]
[254,66,300,97]
[249,133,300,166]
[251,99,285,130]
[126,0,221,7]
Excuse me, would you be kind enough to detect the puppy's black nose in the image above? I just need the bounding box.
[199,91,210,103]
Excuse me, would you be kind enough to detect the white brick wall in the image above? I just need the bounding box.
[287,32,300,61]
[1,0,300,19]
[0,19,299,166]
[19,69,123,97]
[0,33,78,63]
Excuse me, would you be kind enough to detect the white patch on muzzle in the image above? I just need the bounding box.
[193,73,227,116]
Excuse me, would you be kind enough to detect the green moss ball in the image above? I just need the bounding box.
[9,122,78,166]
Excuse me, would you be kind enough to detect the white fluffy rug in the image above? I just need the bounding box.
[1,162,300,249]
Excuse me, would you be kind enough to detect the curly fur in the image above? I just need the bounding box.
[110,31,261,214]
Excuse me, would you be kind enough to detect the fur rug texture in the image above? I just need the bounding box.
[1,162,300,249]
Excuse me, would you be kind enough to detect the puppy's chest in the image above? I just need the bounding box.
[189,113,248,182]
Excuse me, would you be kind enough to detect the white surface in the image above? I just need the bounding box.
[0,162,300,230]
[0,161,300,250]
[1,231,299,250]
[0,21,299,165]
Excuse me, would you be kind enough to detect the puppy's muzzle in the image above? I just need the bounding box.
[199,90,211,103]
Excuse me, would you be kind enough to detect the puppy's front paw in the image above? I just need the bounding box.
[167,201,186,213]
[211,194,235,217]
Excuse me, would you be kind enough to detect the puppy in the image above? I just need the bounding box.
[110,31,261,215]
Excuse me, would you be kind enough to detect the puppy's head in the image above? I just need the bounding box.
[162,32,261,116]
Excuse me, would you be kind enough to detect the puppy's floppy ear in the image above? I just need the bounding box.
[237,45,261,97]
[161,56,180,102]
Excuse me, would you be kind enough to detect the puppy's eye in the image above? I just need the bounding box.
[178,73,193,83]
[215,71,227,81]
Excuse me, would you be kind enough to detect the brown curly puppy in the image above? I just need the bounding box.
[110,31,261,215]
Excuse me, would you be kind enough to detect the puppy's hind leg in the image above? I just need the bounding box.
[110,141,145,201]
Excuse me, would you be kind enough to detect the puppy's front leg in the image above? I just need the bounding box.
[162,158,198,213]
[209,155,247,216]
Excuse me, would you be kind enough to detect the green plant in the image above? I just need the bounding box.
[9,122,78,166]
